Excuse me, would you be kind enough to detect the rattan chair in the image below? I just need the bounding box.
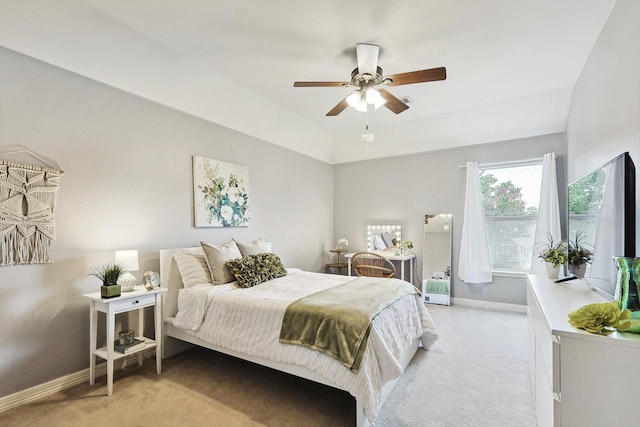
[351,251,397,278]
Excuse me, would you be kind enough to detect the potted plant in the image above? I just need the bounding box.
[91,263,125,298]
[568,231,592,278]
[537,234,568,279]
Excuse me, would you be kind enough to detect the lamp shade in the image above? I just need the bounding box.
[365,88,386,109]
[346,91,367,112]
[115,250,139,271]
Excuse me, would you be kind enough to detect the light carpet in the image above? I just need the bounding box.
[0,304,537,426]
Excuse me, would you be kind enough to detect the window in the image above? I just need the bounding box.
[480,163,543,273]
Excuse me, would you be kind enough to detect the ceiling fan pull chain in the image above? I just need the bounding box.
[365,110,370,134]
[362,113,374,146]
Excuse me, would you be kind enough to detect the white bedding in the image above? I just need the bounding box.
[173,269,438,423]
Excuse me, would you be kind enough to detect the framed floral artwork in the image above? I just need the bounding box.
[193,156,250,227]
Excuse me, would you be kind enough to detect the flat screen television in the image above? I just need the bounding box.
[567,152,636,299]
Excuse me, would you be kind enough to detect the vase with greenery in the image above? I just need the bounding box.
[336,238,348,250]
[91,263,125,298]
[568,231,592,278]
[537,233,568,278]
[395,240,413,255]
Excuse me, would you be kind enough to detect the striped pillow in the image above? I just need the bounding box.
[173,252,213,288]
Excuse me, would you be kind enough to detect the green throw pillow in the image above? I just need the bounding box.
[226,253,287,288]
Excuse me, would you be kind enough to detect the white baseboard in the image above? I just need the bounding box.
[0,349,156,413]
[451,297,527,313]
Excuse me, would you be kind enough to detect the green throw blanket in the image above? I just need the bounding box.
[279,277,419,372]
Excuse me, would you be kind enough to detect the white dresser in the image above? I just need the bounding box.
[527,275,640,427]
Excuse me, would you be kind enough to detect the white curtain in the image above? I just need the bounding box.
[458,161,493,283]
[530,152,561,274]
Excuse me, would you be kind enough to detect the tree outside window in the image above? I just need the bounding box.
[480,164,543,273]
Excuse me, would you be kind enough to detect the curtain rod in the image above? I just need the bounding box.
[458,156,546,169]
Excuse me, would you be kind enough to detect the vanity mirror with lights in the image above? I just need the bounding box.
[344,224,415,283]
[367,224,402,251]
[422,214,452,305]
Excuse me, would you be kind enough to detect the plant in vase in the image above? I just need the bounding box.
[336,238,348,250]
[90,263,125,298]
[537,233,568,279]
[568,232,592,278]
[395,240,413,255]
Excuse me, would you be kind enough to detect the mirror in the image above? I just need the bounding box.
[367,225,401,251]
[422,214,452,306]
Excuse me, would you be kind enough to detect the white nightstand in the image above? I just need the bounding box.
[83,286,167,395]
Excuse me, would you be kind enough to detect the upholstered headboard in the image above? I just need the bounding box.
[159,246,203,318]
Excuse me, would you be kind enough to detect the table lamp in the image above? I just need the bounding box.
[115,249,139,292]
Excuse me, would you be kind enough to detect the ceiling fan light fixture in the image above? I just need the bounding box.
[346,91,367,112]
[365,88,386,110]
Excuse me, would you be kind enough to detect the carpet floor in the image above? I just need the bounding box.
[0,304,537,427]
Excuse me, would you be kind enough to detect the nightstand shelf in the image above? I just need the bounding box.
[83,286,167,396]
[326,262,348,269]
[93,337,156,360]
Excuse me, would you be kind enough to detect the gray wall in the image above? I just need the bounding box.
[0,47,334,397]
[566,0,640,253]
[333,133,566,306]
[3,0,638,401]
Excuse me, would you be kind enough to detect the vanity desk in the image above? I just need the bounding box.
[345,251,415,284]
[527,274,640,427]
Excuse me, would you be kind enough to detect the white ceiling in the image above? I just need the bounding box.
[0,0,616,164]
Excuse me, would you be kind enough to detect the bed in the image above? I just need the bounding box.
[160,246,438,426]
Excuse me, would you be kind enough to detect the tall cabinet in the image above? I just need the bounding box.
[527,275,640,427]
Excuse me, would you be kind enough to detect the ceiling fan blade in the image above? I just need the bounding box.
[356,43,379,76]
[294,81,349,87]
[378,89,409,114]
[326,98,349,116]
[387,67,446,86]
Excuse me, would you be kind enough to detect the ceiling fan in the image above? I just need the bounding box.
[294,43,446,116]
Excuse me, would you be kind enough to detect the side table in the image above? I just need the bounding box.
[327,248,348,274]
[83,286,167,396]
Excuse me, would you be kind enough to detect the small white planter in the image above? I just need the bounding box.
[545,262,560,279]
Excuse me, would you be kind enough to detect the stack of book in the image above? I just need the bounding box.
[114,338,146,354]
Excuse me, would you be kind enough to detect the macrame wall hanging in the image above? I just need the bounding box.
[0,147,63,266]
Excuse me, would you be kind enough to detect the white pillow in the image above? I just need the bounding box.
[373,235,387,250]
[200,240,243,285]
[234,238,272,256]
[381,232,396,247]
[173,253,213,288]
